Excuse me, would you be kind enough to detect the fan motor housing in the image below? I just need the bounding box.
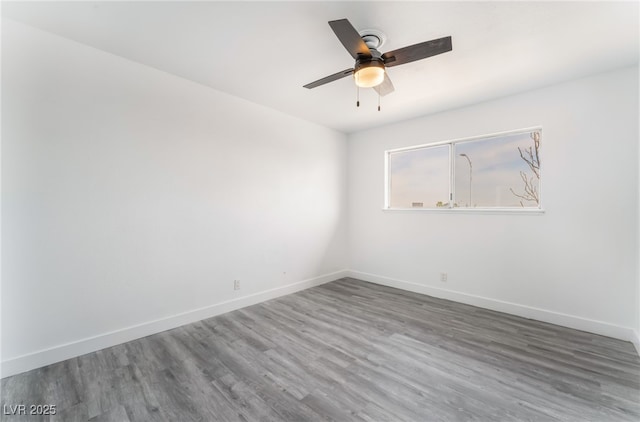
[354,56,385,73]
[355,46,385,72]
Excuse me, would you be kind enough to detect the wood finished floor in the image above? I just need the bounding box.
[2,278,639,421]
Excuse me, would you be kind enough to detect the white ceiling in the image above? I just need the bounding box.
[3,1,639,133]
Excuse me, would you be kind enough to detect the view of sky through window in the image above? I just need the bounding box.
[389,145,449,209]
[388,130,540,209]
[455,132,540,208]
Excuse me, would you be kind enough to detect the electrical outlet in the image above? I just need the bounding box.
[440,272,448,282]
[233,280,241,290]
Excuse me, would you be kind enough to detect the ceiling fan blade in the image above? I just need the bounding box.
[373,72,395,97]
[303,68,354,89]
[382,36,452,68]
[328,19,372,60]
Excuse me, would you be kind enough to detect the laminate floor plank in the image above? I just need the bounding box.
[50,402,88,422]
[87,404,130,422]
[2,278,639,421]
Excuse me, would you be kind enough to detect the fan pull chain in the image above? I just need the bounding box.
[378,93,381,111]
[356,86,360,108]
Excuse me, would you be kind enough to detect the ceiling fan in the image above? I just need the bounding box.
[303,19,452,100]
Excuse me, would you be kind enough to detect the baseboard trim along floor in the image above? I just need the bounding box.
[0,270,349,378]
[2,278,638,421]
[347,270,638,348]
[3,269,637,378]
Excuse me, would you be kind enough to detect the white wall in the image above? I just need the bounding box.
[348,66,639,342]
[1,19,348,376]
[637,64,640,355]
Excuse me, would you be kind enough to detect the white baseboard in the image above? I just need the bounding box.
[347,270,638,344]
[1,270,348,379]
[633,330,640,357]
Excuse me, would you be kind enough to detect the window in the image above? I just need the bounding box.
[385,128,542,210]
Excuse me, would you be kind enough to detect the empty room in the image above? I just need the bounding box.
[1,1,639,421]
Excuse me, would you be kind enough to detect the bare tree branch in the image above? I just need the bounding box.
[510,131,540,205]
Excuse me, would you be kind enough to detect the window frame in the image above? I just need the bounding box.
[384,127,544,213]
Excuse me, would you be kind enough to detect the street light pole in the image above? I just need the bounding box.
[459,153,472,207]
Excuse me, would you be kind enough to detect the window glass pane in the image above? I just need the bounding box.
[388,145,450,209]
[454,131,540,208]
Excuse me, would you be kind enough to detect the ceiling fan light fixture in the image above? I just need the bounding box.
[354,61,385,88]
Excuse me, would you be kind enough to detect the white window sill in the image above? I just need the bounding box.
[382,207,545,215]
